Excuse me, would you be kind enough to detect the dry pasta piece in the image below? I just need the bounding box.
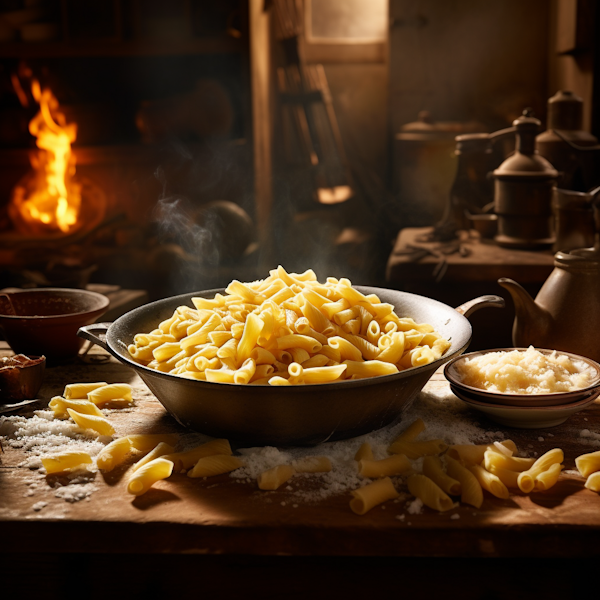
[485,464,520,489]
[127,458,174,496]
[394,418,426,443]
[67,409,115,436]
[132,442,175,472]
[407,474,454,512]
[188,454,244,478]
[42,451,92,475]
[388,438,448,460]
[585,472,600,492]
[575,449,600,478]
[162,439,232,471]
[445,456,483,508]
[300,364,347,384]
[127,433,179,453]
[63,382,107,399]
[517,448,564,494]
[350,477,399,515]
[422,456,461,496]
[257,464,296,490]
[483,450,535,473]
[468,464,509,500]
[358,454,411,478]
[292,456,332,474]
[446,440,517,466]
[354,442,374,462]
[49,397,103,419]
[87,383,133,407]
[96,437,133,472]
[534,462,563,491]
[327,336,362,362]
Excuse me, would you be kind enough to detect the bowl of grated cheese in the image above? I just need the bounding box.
[444,346,600,408]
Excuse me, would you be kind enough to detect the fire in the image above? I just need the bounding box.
[11,80,81,234]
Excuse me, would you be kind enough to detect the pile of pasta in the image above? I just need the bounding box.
[349,418,568,515]
[127,266,451,385]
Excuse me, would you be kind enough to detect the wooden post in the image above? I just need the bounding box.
[250,0,274,267]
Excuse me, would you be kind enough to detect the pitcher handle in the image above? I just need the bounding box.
[455,295,505,319]
[78,322,112,352]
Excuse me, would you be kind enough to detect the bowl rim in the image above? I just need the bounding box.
[444,346,600,400]
[451,384,600,411]
[0,287,109,320]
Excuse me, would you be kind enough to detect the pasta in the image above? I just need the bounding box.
[446,440,517,465]
[445,456,483,508]
[534,462,563,491]
[407,474,454,512]
[358,454,411,478]
[63,382,107,399]
[257,464,296,490]
[188,455,244,478]
[132,442,175,472]
[96,437,132,472]
[128,267,450,385]
[354,442,374,462]
[49,397,103,419]
[422,456,461,496]
[127,433,179,453]
[350,477,399,515]
[67,408,115,436]
[42,451,92,475]
[575,449,600,478]
[127,458,174,496]
[388,438,448,460]
[87,383,133,407]
[517,448,564,493]
[162,439,232,471]
[468,464,509,500]
[585,472,600,492]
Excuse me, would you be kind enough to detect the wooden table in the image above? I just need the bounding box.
[386,227,557,350]
[2,345,600,598]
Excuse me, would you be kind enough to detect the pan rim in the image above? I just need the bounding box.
[104,285,473,391]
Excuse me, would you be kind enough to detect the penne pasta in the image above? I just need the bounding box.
[469,464,509,500]
[63,382,107,399]
[575,449,600,478]
[162,439,232,471]
[127,458,174,496]
[42,451,92,475]
[67,408,115,436]
[517,448,564,494]
[132,442,175,472]
[422,456,461,496]
[407,474,454,512]
[188,454,244,478]
[350,477,399,515]
[96,437,132,472]
[354,442,374,462]
[358,454,411,478]
[445,456,483,508]
[257,464,296,490]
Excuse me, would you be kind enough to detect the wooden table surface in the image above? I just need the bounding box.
[2,344,600,566]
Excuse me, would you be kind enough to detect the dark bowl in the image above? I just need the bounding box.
[0,288,109,360]
[444,347,600,407]
[78,288,504,446]
[0,354,46,402]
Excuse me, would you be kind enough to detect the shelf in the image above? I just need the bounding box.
[0,36,244,59]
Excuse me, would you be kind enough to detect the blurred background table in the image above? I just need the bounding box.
[386,227,556,351]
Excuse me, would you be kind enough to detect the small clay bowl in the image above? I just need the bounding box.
[0,288,109,360]
[444,348,600,407]
[0,354,46,402]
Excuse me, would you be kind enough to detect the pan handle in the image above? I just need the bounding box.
[455,295,505,319]
[78,322,112,352]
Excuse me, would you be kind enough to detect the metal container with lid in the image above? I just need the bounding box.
[536,90,598,191]
[493,110,558,248]
[394,111,485,227]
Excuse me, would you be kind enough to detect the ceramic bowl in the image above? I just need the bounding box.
[0,288,109,360]
[444,348,600,407]
[0,354,45,402]
[452,386,600,428]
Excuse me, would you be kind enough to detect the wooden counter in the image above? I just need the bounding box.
[2,345,600,597]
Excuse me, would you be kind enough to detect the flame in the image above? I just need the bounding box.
[12,79,81,233]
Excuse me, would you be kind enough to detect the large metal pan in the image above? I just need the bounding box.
[78,287,504,446]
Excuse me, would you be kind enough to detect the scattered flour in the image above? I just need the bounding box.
[230,386,501,505]
[579,429,600,447]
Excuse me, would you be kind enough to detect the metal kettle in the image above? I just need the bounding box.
[498,197,600,361]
